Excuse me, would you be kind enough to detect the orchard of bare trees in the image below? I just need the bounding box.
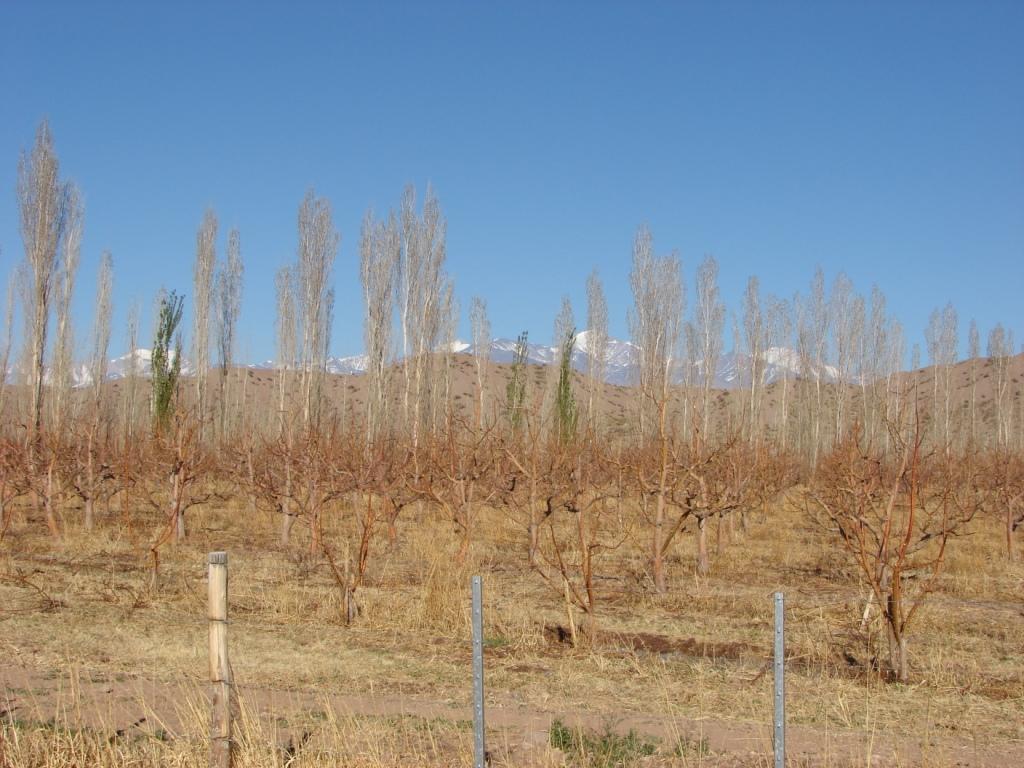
[2,120,1023,691]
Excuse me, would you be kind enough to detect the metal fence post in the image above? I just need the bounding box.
[773,591,785,768]
[472,575,486,768]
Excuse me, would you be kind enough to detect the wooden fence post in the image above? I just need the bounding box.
[208,551,232,768]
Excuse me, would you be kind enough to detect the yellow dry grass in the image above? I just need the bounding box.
[0,488,1021,767]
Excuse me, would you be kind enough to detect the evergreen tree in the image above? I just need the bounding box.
[506,331,529,430]
[152,290,184,431]
[555,328,578,442]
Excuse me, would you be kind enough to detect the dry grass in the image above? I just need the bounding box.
[0,489,1022,767]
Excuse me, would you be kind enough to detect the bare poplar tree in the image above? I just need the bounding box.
[924,303,958,451]
[829,273,856,445]
[968,319,980,446]
[215,227,243,436]
[767,296,792,449]
[742,276,764,440]
[988,324,1012,449]
[628,226,676,437]
[50,184,83,433]
[397,185,416,423]
[192,209,217,430]
[469,296,490,429]
[924,308,941,443]
[0,273,14,428]
[90,252,113,410]
[938,303,958,453]
[866,286,888,444]
[296,190,339,429]
[627,225,683,592]
[122,302,140,443]
[693,255,724,440]
[438,282,458,428]
[805,268,830,465]
[395,184,447,447]
[886,320,906,452]
[849,294,865,444]
[585,269,608,433]
[360,210,398,441]
[275,266,297,436]
[18,120,71,447]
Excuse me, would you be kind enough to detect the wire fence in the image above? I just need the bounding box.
[199,552,790,768]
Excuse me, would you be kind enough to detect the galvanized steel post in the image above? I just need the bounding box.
[472,575,486,768]
[773,591,785,768]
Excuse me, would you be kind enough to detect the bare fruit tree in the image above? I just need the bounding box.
[808,423,979,682]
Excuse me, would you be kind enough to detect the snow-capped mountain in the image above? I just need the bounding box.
[703,347,838,389]
[326,355,369,375]
[66,348,195,387]
[251,354,370,376]
[469,335,833,389]
[52,335,834,391]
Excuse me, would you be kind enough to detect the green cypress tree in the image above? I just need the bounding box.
[152,290,184,432]
[555,328,578,442]
[506,331,529,430]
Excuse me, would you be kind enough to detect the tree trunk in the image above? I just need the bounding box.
[281,460,294,546]
[527,474,539,567]
[281,501,296,546]
[652,399,670,593]
[171,471,185,542]
[246,444,257,516]
[84,438,96,530]
[696,516,710,576]
[886,621,908,683]
[1007,508,1016,562]
[44,461,61,540]
[652,490,666,593]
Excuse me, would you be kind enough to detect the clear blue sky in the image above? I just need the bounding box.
[1,1,1021,363]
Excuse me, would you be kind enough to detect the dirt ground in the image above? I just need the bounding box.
[1,490,1022,766]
